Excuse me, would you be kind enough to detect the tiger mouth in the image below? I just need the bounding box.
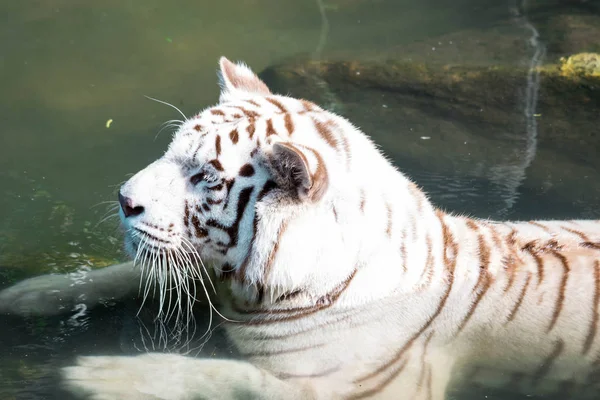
[129,228,180,258]
[129,228,202,263]
[133,227,174,246]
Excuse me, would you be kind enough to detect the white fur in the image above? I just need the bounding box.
[1,58,600,400]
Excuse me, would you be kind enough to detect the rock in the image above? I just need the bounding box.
[559,53,600,77]
[259,58,600,219]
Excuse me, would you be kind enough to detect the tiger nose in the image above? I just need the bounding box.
[118,192,145,218]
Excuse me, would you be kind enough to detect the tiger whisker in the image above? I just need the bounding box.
[144,95,188,121]
[155,119,184,140]
[90,200,120,209]
[173,244,201,347]
[156,250,167,320]
[94,212,120,229]
[128,228,239,354]
[179,240,235,328]
[133,232,149,296]
[108,178,131,190]
[177,240,213,330]
[180,237,216,294]
[137,235,157,315]
[177,238,238,327]
[164,251,183,325]
[161,118,184,127]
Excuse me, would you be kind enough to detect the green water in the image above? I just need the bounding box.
[0,0,504,273]
[0,0,598,398]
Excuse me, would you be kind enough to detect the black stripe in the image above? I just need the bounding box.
[206,186,254,248]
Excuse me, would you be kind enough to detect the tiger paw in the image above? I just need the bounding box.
[0,273,84,316]
[62,354,216,400]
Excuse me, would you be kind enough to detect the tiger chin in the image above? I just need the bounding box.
[1,57,600,400]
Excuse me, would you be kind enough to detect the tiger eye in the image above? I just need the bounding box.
[190,172,206,185]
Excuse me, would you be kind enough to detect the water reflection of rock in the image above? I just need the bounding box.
[259,54,600,220]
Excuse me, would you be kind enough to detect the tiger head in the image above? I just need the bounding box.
[118,57,399,303]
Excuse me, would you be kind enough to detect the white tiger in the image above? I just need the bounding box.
[1,57,599,400]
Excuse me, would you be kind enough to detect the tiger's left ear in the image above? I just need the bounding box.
[218,57,271,103]
[269,142,329,203]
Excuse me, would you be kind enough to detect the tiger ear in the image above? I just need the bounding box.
[270,142,328,202]
[218,57,271,103]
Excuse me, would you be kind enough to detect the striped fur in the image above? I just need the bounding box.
[2,57,599,399]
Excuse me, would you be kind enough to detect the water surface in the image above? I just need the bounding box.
[1,0,598,398]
